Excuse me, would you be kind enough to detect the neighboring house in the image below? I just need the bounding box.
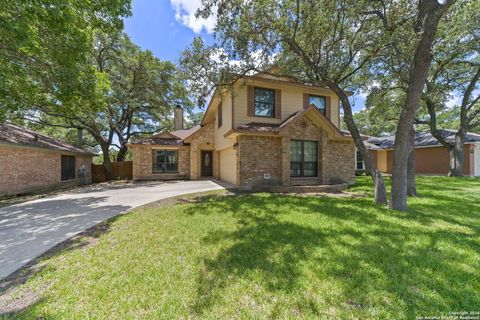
[363,130,480,176]
[0,123,96,196]
[129,73,356,188]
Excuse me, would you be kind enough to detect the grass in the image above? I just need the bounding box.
[1,176,479,319]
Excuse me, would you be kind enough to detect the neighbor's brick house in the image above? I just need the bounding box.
[363,131,480,176]
[129,73,356,188]
[0,123,95,196]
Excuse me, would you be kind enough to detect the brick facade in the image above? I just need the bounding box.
[131,145,190,181]
[188,121,219,179]
[0,145,93,196]
[322,140,355,184]
[282,115,327,186]
[237,135,282,187]
[236,115,355,188]
[131,121,218,181]
[131,111,355,187]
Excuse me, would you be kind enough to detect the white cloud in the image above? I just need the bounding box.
[170,0,216,34]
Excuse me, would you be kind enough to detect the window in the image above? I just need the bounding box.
[61,155,76,181]
[356,150,365,170]
[254,87,275,117]
[291,140,318,177]
[308,95,326,114]
[153,150,178,173]
[218,103,222,128]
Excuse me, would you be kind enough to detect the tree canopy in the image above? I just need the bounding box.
[0,0,131,119]
[24,31,192,176]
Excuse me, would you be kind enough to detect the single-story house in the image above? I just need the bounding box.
[0,123,96,196]
[129,73,356,189]
[361,130,480,176]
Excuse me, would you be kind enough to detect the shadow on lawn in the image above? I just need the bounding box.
[183,184,480,318]
[0,213,123,316]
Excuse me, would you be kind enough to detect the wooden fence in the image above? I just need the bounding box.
[91,161,133,183]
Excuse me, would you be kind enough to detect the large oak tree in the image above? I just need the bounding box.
[25,32,192,178]
[0,0,131,120]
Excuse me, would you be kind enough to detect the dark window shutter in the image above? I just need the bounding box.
[218,103,223,128]
[275,89,281,119]
[247,85,254,117]
[303,93,309,108]
[325,96,332,119]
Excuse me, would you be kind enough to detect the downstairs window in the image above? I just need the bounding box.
[61,155,76,181]
[153,150,178,173]
[291,140,318,177]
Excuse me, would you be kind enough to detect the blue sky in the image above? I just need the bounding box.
[124,0,213,63]
[123,0,380,114]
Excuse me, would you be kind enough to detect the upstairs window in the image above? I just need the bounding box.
[254,87,275,117]
[308,95,326,114]
[153,150,178,173]
[218,103,223,128]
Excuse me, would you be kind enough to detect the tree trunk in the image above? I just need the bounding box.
[116,145,129,162]
[330,83,388,205]
[448,129,465,176]
[101,143,113,180]
[390,1,447,211]
[407,126,417,196]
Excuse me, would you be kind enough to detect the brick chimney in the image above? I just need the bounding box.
[174,105,184,131]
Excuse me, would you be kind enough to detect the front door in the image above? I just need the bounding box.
[201,151,213,177]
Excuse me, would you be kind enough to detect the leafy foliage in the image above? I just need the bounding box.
[26,32,192,166]
[0,0,131,120]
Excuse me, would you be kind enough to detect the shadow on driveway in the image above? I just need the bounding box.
[0,196,130,280]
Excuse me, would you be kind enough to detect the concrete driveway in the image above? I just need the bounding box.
[0,180,226,279]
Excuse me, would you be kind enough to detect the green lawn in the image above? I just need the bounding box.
[1,177,480,319]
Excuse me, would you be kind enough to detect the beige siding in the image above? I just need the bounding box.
[233,79,340,128]
[214,90,235,151]
[219,147,237,184]
[376,150,388,172]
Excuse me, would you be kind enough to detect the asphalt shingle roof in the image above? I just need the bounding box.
[0,123,96,155]
[366,130,480,150]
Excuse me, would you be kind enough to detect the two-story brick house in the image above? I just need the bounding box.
[129,73,355,188]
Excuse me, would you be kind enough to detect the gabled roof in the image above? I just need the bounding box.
[366,130,480,150]
[226,105,348,140]
[0,123,96,155]
[236,122,280,132]
[130,125,201,146]
[130,136,185,146]
[171,125,201,140]
[278,105,346,139]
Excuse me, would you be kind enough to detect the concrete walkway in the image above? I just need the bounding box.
[0,180,226,279]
